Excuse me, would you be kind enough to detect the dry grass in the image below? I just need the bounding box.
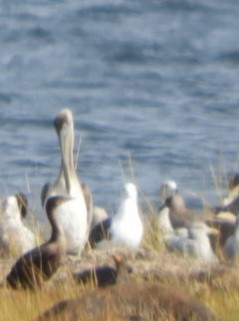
[0,217,239,321]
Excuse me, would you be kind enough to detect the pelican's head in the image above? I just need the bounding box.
[54,109,74,135]
[124,183,137,199]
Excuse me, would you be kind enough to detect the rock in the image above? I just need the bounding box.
[32,280,220,321]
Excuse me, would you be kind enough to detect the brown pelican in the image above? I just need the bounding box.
[0,193,36,256]
[89,183,143,249]
[5,195,70,289]
[42,109,89,255]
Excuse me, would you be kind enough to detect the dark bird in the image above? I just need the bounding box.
[5,195,70,289]
[73,255,122,288]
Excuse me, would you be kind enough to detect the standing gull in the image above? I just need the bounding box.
[89,183,143,249]
[42,109,89,255]
[5,195,70,289]
[0,193,36,257]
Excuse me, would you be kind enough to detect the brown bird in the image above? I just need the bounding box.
[162,194,215,229]
[5,195,70,289]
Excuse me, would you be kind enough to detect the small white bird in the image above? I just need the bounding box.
[0,193,36,257]
[164,221,218,263]
[89,183,143,249]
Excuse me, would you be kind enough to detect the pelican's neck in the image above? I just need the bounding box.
[59,124,76,194]
[55,162,66,189]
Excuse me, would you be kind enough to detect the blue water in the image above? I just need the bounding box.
[0,1,239,219]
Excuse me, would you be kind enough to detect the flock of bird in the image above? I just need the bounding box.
[158,178,239,262]
[0,108,239,291]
